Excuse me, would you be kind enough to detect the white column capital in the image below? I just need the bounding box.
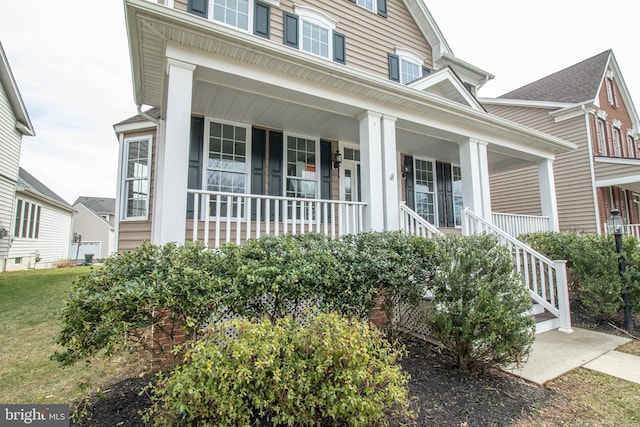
[166,58,197,74]
[357,110,383,121]
[382,114,397,123]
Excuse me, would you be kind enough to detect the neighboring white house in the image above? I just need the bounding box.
[0,42,35,273]
[70,196,116,260]
[6,168,75,271]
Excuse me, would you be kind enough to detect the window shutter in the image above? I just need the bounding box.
[254,1,270,39]
[377,0,387,17]
[333,31,346,64]
[388,53,400,82]
[404,155,414,210]
[422,66,431,77]
[592,115,601,155]
[283,12,299,48]
[187,0,208,18]
[187,116,204,219]
[269,131,284,220]
[606,122,613,156]
[320,140,333,222]
[251,128,267,220]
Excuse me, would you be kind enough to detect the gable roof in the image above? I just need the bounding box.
[73,196,116,215]
[17,168,73,211]
[499,50,611,103]
[408,66,485,112]
[0,42,35,136]
[115,107,160,126]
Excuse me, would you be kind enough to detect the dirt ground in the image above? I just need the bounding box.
[72,294,637,427]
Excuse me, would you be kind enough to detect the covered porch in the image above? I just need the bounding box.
[596,159,640,239]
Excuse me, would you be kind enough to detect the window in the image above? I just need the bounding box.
[627,135,637,159]
[414,159,435,225]
[356,0,375,12]
[284,7,346,64]
[302,20,329,58]
[123,136,152,220]
[205,120,249,217]
[613,127,622,157]
[187,0,272,38]
[14,199,41,239]
[605,77,618,107]
[452,165,463,228]
[389,48,426,84]
[286,135,318,220]
[596,118,608,155]
[400,58,421,85]
[213,0,250,30]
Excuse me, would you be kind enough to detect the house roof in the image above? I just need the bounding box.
[115,107,160,126]
[0,42,35,136]
[499,50,611,103]
[17,168,73,211]
[73,196,116,215]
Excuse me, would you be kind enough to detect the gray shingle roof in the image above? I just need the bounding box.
[115,107,160,126]
[499,50,612,103]
[17,168,71,208]
[73,196,116,215]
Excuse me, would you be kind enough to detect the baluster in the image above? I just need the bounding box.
[192,193,199,242]
[215,194,221,248]
[203,194,210,248]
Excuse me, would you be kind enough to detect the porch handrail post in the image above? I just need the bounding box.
[554,260,573,333]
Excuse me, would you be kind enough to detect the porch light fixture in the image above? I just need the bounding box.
[608,208,634,333]
[401,165,410,180]
[0,228,7,239]
[332,149,342,169]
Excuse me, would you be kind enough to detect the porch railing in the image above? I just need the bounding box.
[491,212,550,237]
[604,223,640,240]
[187,190,366,247]
[399,203,442,238]
[463,208,572,332]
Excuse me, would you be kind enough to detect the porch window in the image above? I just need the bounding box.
[213,0,250,31]
[452,165,463,227]
[414,159,435,225]
[13,199,41,239]
[286,135,318,219]
[205,120,249,217]
[123,136,151,220]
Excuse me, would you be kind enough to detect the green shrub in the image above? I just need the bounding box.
[144,312,410,427]
[426,234,535,372]
[53,241,225,367]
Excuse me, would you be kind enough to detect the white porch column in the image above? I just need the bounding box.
[153,59,195,244]
[458,139,483,218]
[382,115,399,230]
[477,141,492,220]
[537,158,560,231]
[358,111,384,231]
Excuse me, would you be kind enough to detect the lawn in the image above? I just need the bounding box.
[0,267,145,405]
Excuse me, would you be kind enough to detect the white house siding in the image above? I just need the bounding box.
[6,195,73,271]
[72,203,114,259]
[488,105,597,233]
[0,176,16,265]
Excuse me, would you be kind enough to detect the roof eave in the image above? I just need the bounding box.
[0,43,35,136]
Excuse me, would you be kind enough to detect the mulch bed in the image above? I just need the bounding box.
[72,293,636,427]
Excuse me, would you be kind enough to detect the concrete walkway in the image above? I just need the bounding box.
[507,328,637,385]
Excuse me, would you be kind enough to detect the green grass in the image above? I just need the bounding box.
[0,267,146,404]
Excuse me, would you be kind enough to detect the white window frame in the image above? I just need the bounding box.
[396,47,424,85]
[294,5,336,60]
[284,132,320,223]
[203,118,252,219]
[13,198,41,239]
[121,135,153,221]
[338,142,361,202]
[596,118,608,155]
[413,157,437,226]
[209,0,253,32]
[355,0,376,13]
[452,164,463,228]
[613,127,622,157]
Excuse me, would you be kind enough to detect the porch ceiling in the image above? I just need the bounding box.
[125,0,573,170]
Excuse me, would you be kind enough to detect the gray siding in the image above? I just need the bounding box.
[487,105,597,233]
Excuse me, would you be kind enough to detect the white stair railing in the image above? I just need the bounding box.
[188,190,366,248]
[463,208,572,333]
[399,203,443,238]
[491,212,550,237]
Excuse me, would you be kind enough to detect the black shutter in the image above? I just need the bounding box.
[283,12,299,48]
[422,66,431,77]
[269,131,284,220]
[254,1,270,39]
[436,162,454,228]
[388,53,400,82]
[333,31,346,64]
[377,0,387,17]
[187,116,204,219]
[349,0,356,3]
[320,140,333,222]
[251,128,267,220]
[404,155,414,210]
[187,0,208,18]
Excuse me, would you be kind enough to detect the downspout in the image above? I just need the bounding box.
[583,106,601,234]
[137,104,159,125]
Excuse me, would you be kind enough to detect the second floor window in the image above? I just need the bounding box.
[400,58,421,84]
[613,127,622,157]
[389,48,427,85]
[596,118,608,155]
[283,7,346,64]
[356,0,376,12]
[213,0,250,31]
[302,20,329,58]
[627,134,637,159]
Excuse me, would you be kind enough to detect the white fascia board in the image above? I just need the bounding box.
[479,97,572,110]
[0,44,35,136]
[74,203,113,227]
[402,0,453,60]
[113,120,157,134]
[596,175,640,187]
[410,67,484,111]
[606,53,640,131]
[15,189,75,214]
[435,52,494,87]
[594,156,640,166]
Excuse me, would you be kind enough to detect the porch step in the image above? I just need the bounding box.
[533,310,561,334]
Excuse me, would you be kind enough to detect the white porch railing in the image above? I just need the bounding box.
[187,190,366,247]
[604,223,640,240]
[491,212,550,237]
[399,203,442,238]
[463,208,572,333]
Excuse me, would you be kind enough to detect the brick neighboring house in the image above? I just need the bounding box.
[0,42,35,272]
[483,50,640,236]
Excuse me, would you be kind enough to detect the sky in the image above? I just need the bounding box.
[1,0,639,205]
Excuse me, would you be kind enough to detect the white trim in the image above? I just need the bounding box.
[114,132,125,252]
[613,119,622,129]
[121,135,153,221]
[207,0,255,33]
[594,156,640,166]
[338,142,361,202]
[596,176,640,188]
[395,47,425,65]
[479,97,572,110]
[412,156,437,226]
[113,120,157,134]
[584,113,601,234]
[596,109,608,120]
[283,132,321,201]
[354,0,376,13]
[294,4,337,29]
